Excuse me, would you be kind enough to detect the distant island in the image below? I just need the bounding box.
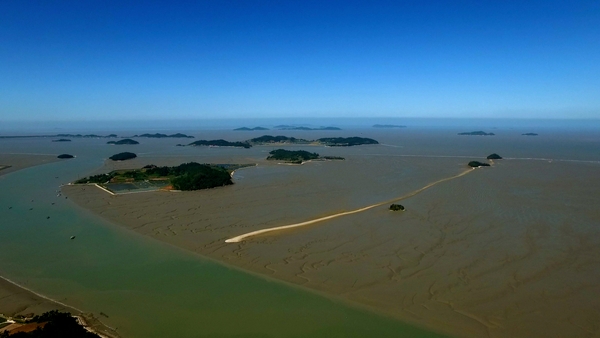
[107,138,139,145]
[274,125,342,131]
[486,153,502,160]
[389,204,405,211]
[468,161,490,168]
[130,133,194,138]
[188,139,251,148]
[74,162,251,191]
[267,149,344,164]
[248,135,378,146]
[52,139,71,142]
[109,152,137,161]
[0,133,117,139]
[522,133,538,136]
[57,154,74,159]
[57,133,117,138]
[248,135,310,145]
[373,124,407,128]
[458,131,495,136]
[317,137,378,146]
[234,127,270,131]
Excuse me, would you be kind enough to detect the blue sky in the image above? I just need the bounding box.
[1,0,599,121]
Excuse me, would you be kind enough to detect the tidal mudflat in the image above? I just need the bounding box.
[0,134,450,338]
[63,128,600,338]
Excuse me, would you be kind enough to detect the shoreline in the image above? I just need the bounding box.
[0,276,119,338]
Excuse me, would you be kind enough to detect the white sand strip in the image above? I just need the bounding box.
[225,169,474,243]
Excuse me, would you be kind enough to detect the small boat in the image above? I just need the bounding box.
[70,236,76,240]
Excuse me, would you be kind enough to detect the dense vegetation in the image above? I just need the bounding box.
[52,139,71,142]
[458,131,495,136]
[57,154,74,159]
[75,173,115,184]
[169,163,233,190]
[107,138,139,145]
[389,204,405,211]
[267,149,320,163]
[109,152,137,161]
[188,139,251,148]
[75,162,239,191]
[317,137,379,146]
[486,153,502,160]
[248,135,309,144]
[468,161,491,168]
[0,311,100,338]
[234,127,269,131]
[131,133,194,138]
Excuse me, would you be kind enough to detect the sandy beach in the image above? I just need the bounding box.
[62,145,600,338]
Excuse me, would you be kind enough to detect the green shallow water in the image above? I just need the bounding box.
[0,142,446,338]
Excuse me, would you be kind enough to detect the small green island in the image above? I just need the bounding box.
[522,133,538,136]
[52,138,71,142]
[486,153,502,160]
[109,152,137,161]
[74,162,253,192]
[267,149,344,164]
[458,131,495,136]
[57,154,74,159]
[389,204,405,211]
[188,139,251,148]
[234,127,270,131]
[468,161,491,168]
[130,133,194,138]
[107,138,139,145]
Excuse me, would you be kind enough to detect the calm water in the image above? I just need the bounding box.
[0,135,446,337]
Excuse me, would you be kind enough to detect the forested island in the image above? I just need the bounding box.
[248,135,378,146]
[249,135,310,145]
[522,133,538,136]
[234,127,269,131]
[468,161,491,168]
[52,139,71,142]
[487,153,502,160]
[57,154,74,159]
[74,162,251,191]
[188,139,251,148]
[267,149,344,164]
[130,133,194,138]
[317,137,378,146]
[373,124,406,128]
[107,138,139,145]
[458,131,495,136]
[109,152,137,161]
